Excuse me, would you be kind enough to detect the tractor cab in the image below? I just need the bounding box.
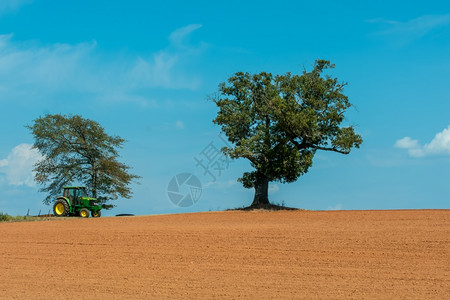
[63,186,88,206]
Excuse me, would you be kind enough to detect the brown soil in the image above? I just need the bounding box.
[1,210,449,299]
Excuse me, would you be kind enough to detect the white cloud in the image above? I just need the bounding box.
[395,126,450,157]
[0,143,42,187]
[394,137,423,157]
[394,137,420,149]
[0,0,33,14]
[424,126,450,155]
[0,24,205,105]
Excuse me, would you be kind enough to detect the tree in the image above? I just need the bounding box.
[27,114,140,207]
[213,60,362,208]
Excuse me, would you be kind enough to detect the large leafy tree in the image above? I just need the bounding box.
[27,114,139,207]
[213,60,362,207]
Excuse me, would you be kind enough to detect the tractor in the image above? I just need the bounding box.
[53,186,102,218]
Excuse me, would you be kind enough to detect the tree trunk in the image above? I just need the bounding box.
[92,161,97,199]
[251,173,270,206]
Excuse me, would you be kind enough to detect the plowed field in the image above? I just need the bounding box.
[1,210,449,299]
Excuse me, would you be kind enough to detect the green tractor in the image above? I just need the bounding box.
[53,186,102,218]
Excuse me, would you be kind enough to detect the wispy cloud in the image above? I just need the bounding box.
[0,24,205,106]
[203,179,237,189]
[175,120,185,130]
[130,24,204,90]
[326,203,343,210]
[368,14,450,45]
[268,184,279,194]
[0,34,97,93]
[0,0,33,15]
[0,143,42,187]
[0,159,8,167]
[395,126,450,157]
[169,24,203,48]
[366,149,410,168]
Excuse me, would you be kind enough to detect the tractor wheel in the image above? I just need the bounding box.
[91,210,101,218]
[53,200,69,217]
[79,208,90,218]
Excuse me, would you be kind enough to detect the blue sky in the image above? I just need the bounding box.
[1,0,449,216]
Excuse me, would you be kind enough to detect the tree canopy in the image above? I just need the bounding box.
[213,60,362,207]
[27,114,139,207]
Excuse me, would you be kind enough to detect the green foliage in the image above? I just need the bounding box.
[0,212,12,222]
[27,114,140,207]
[213,60,362,205]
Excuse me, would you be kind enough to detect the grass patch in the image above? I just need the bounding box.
[0,212,55,223]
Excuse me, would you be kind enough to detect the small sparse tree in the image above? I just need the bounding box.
[27,114,139,207]
[213,60,362,208]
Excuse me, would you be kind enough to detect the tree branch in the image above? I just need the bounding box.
[313,145,350,154]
